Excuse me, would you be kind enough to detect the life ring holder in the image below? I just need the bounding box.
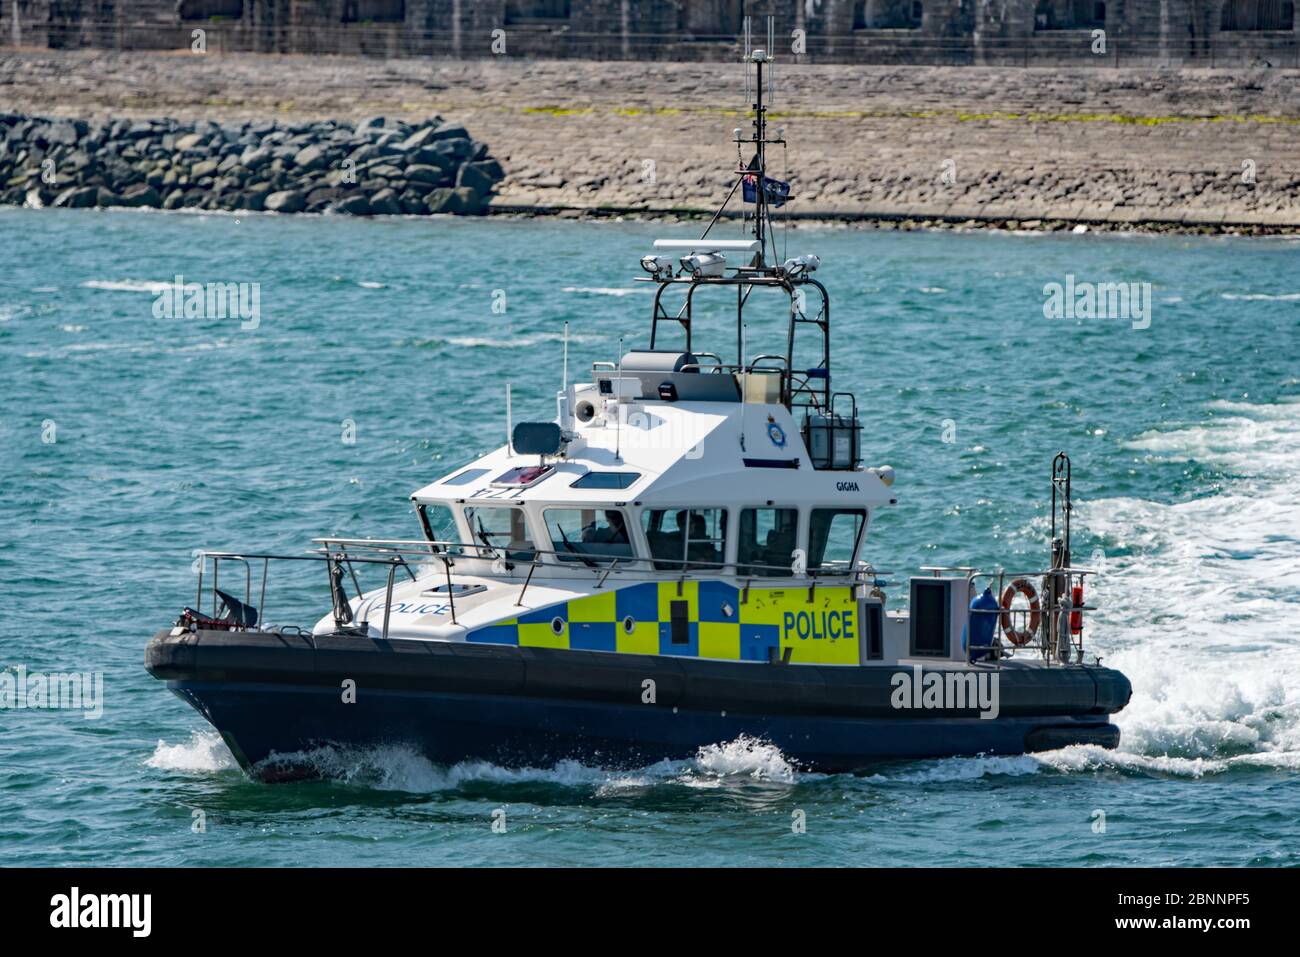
[999,578,1041,646]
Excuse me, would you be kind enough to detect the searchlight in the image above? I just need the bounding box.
[640,254,674,280]
[781,254,821,278]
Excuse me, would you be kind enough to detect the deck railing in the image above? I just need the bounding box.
[919,564,1100,664]
[192,540,1097,664]
[191,536,887,641]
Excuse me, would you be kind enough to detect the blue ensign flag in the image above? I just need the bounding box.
[742,174,791,208]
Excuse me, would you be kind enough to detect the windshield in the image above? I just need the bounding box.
[416,503,459,552]
[808,508,866,573]
[641,508,727,570]
[463,506,535,562]
[544,508,634,565]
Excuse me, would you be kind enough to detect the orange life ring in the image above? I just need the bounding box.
[1000,579,1041,646]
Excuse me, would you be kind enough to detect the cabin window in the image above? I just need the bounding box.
[737,507,798,577]
[808,508,866,574]
[463,506,535,562]
[416,503,458,551]
[442,468,490,487]
[543,508,634,564]
[570,471,641,490]
[641,508,727,571]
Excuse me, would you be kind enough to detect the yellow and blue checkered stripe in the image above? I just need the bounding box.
[465,580,860,665]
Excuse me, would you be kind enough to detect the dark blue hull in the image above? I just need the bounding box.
[148,628,1129,778]
[169,679,1122,778]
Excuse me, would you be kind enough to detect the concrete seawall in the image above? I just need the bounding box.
[4,50,1299,231]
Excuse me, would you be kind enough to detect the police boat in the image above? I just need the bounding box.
[145,41,1130,780]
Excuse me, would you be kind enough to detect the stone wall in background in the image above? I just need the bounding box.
[0,112,505,215]
[2,1,1298,67]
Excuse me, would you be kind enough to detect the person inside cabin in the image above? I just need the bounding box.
[603,510,630,547]
[579,509,633,559]
[686,512,718,567]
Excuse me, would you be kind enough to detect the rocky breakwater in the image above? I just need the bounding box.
[0,114,505,216]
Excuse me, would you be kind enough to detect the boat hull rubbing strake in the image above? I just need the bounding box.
[146,629,1130,779]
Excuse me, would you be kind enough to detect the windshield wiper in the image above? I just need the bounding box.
[556,525,597,568]
[475,518,498,556]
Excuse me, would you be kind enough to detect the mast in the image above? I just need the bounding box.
[741,14,776,271]
[752,48,768,268]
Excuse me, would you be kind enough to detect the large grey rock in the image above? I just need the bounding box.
[293,144,329,172]
[333,194,371,216]
[405,164,445,185]
[306,186,341,208]
[367,188,402,215]
[53,186,97,208]
[347,143,381,164]
[457,162,495,198]
[264,189,306,213]
[453,186,485,215]
[469,158,505,182]
[235,190,266,212]
[44,121,79,146]
[409,146,452,169]
[120,183,161,208]
[430,123,470,142]
[191,158,220,179]
[240,146,273,170]
[398,126,439,152]
[423,187,461,214]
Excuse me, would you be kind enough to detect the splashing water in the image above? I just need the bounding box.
[1086,398,1300,768]
[146,731,240,773]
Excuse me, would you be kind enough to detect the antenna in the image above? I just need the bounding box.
[562,320,569,392]
[614,336,624,463]
[743,16,752,100]
[767,15,775,98]
[742,15,777,270]
[506,381,513,455]
[739,322,748,452]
